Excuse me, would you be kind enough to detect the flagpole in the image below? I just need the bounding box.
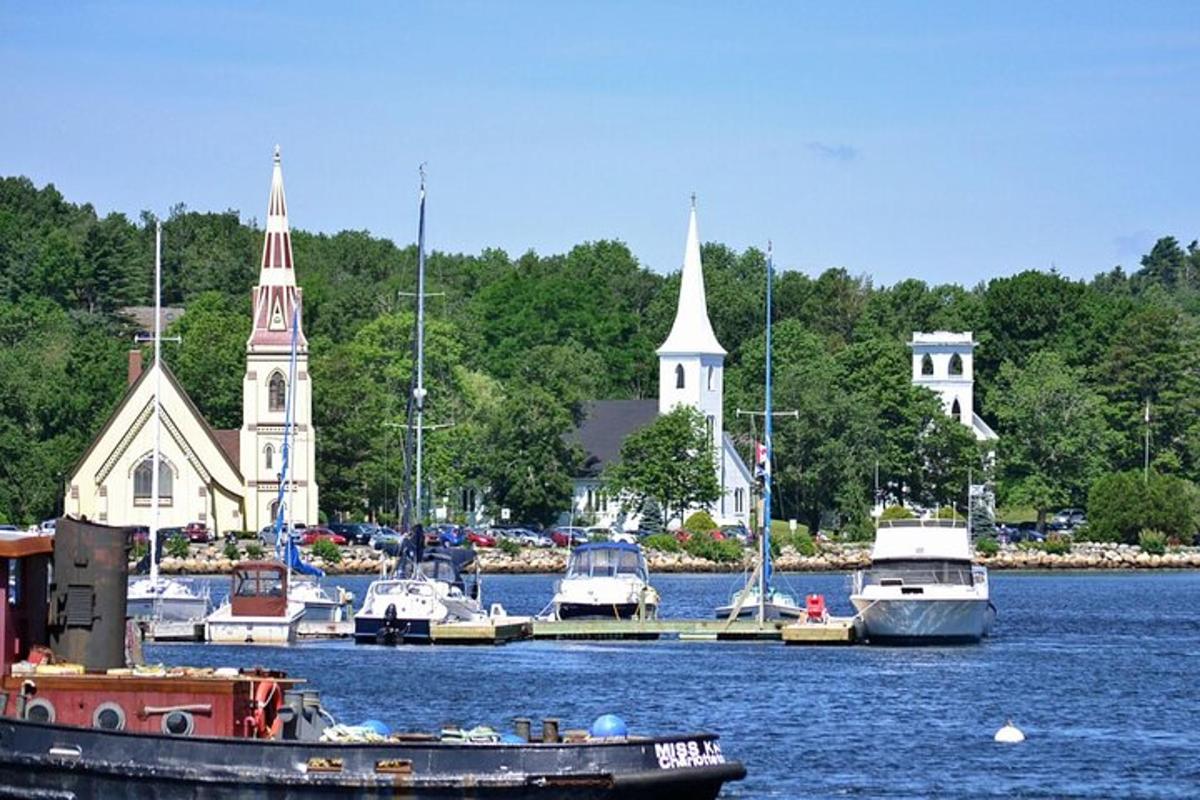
[1144,399,1151,484]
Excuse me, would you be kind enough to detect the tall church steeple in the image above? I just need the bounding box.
[248,146,307,352]
[656,197,725,357]
[657,199,726,501]
[241,146,318,531]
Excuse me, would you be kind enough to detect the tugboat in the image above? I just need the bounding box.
[0,518,746,798]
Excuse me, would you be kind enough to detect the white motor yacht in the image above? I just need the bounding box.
[288,575,352,623]
[850,519,995,644]
[127,575,211,622]
[354,547,490,644]
[543,542,659,621]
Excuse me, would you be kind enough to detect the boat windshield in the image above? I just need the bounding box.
[567,548,647,581]
[419,558,461,585]
[863,559,974,587]
[234,568,285,597]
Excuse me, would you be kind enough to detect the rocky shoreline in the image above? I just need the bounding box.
[145,541,1200,576]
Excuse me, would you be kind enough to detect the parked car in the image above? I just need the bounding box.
[328,522,376,546]
[431,524,465,547]
[720,524,751,545]
[39,519,57,535]
[371,527,402,551]
[300,527,347,546]
[185,522,213,543]
[1010,522,1045,543]
[610,530,639,544]
[549,526,589,547]
[158,526,186,546]
[466,529,496,548]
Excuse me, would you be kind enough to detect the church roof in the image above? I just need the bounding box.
[656,200,726,357]
[572,399,659,478]
[67,359,244,488]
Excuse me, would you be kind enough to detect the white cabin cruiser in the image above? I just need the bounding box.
[288,575,352,622]
[850,519,996,644]
[544,542,659,620]
[127,574,211,622]
[354,546,490,644]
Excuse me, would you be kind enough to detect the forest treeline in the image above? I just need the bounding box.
[2,174,1199,532]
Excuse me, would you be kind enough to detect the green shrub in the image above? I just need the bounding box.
[498,537,521,557]
[933,506,960,520]
[223,541,241,561]
[1088,470,1200,545]
[642,533,681,553]
[234,530,258,541]
[975,536,999,556]
[1039,535,1072,555]
[165,535,190,559]
[780,530,816,557]
[130,541,148,561]
[311,538,341,564]
[1138,529,1166,556]
[245,543,264,559]
[682,511,718,534]
[879,505,914,522]
[588,533,608,543]
[684,532,744,563]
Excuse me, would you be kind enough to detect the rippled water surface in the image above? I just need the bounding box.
[147,571,1200,799]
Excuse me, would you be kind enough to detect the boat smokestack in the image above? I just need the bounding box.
[48,517,131,671]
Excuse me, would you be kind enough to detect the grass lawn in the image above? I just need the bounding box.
[996,505,1039,524]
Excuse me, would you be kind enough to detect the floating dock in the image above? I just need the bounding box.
[138,616,856,645]
[530,617,856,643]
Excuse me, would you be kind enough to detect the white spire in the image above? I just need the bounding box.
[258,145,295,287]
[657,198,726,356]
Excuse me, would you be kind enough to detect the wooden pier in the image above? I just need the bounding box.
[430,617,532,645]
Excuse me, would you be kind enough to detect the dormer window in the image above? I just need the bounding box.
[675,364,685,389]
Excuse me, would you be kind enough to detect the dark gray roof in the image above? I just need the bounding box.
[573,399,658,478]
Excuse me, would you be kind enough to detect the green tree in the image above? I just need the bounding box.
[477,388,581,525]
[1087,470,1200,544]
[992,351,1113,530]
[167,292,250,429]
[605,406,720,524]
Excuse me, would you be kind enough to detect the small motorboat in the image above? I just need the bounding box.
[850,518,996,644]
[354,546,493,644]
[288,574,352,622]
[0,517,747,799]
[543,542,659,620]
[204,560,305,644]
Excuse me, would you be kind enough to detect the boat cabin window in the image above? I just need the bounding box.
[235,568,285,597]
[419,558,460,585]
[567,548,647,581]
[865,559,974,586]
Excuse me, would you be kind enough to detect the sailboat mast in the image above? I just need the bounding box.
[149,221,163,587]
[759,242,774,625]
[284,302,300,575]
[413,169,428,525]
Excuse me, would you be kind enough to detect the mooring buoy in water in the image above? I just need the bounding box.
[994,720,1025,743]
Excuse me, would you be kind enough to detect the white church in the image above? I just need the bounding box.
[64,149,319,534]
[567,202,754,530]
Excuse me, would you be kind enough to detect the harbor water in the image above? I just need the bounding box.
[147,571,1200,799]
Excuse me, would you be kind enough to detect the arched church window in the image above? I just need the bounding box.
[951,398,963,421]
[675,364,685,389]
[949,354,963,376]
[707,366,714,391]
[133,458,173,502]
[268,373,286,412]
[264,445,274,471]
[921,354,934,376]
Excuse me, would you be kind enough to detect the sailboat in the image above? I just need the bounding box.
[354,169,493,645]
[126,221,212,623]
[715,243,802,622]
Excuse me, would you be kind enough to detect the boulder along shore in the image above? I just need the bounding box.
[145,541,1200,576]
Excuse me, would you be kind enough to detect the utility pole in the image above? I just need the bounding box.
[1144,398,1151,484]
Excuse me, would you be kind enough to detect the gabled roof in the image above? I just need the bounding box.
[67,359,244,486]
[571,399,658,478]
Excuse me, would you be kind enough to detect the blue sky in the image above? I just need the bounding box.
[3,2,1199,285]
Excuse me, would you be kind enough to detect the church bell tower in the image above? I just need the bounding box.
[240,147,319,531]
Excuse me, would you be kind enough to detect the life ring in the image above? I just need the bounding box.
[250,679,282,739]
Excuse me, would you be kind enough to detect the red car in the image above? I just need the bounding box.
[185,522,213,543]
[466,530,496,548]
[300,528,347,546]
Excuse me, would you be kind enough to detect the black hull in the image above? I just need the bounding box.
[556,603,647,621]
[0,718,743,800]
[354,615,433,645]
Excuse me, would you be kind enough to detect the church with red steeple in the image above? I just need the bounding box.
[63,148,319,535]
